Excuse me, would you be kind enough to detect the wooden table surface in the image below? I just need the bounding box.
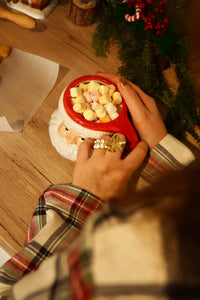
[0,0,199,255]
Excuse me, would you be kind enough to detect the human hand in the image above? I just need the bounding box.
[96,72,167,149]
[72,134,148,202]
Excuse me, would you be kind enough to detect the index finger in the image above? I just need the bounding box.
[96,72,151,99]
[96,72,148,119]
[96,72,154,111]
[76,138,94,163]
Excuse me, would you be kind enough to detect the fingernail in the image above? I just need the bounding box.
[89,148,94,157]
[119,77,128,88]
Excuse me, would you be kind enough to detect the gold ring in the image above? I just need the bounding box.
[93,135,126,153]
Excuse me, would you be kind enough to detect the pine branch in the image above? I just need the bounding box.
[91,0,200,145]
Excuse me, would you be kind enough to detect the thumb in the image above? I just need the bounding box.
[123,141,149,175]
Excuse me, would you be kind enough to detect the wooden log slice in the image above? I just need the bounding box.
[69,0,96,26]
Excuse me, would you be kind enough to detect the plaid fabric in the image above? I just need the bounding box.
[6,206,200,300]
[10,209,104,300]
[10,206,113,300]
[140,134,195,184]
[0,134,196,299]
[0,185,102,287]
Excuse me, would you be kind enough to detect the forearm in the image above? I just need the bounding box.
[137,134,196,188]
[0,184,102,288]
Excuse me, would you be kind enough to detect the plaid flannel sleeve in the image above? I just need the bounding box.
[137,134,196,188]
[0,184,102,291]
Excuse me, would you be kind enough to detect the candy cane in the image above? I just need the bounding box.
[125,4,142,22]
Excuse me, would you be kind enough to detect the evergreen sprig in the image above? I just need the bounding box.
[92,0,200,145]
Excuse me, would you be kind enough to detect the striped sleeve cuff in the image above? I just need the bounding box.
[140,134,195,185]
[44,184,102,228]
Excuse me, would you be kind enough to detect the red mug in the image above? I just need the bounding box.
[63,75,139,150]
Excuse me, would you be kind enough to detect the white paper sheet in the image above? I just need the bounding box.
[0,48,59,132]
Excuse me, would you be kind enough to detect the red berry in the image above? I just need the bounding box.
[145,0,153,4]
[139,3,145,9]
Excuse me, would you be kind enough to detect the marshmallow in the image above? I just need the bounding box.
[85,103,91,109]
[109,84,116,96]
[100,114,112,123]
[112,91,122,104]
[95,107,107,118]
[73,103,87,113]
[105,103,117,115]
[88,80,100,92]
[70,87,82,97]
[99,95,112,105]
[79,83,88,92]
[90,91,101,102]
[83,91,92,103]
[92,102,102,110]
[99,84,109,95]
[71,97,77,105]
[83,109,97,121]
[73,95,86,104]
[110,112,119,120]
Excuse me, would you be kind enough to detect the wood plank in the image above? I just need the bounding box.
[0,0,120,73]
[0,0,121,252]
[0,72,75,251]
[0,0,199,254]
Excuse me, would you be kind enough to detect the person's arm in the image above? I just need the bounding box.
[138,134,196,187]
[0,200,109,300]
[0,184,102,291]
